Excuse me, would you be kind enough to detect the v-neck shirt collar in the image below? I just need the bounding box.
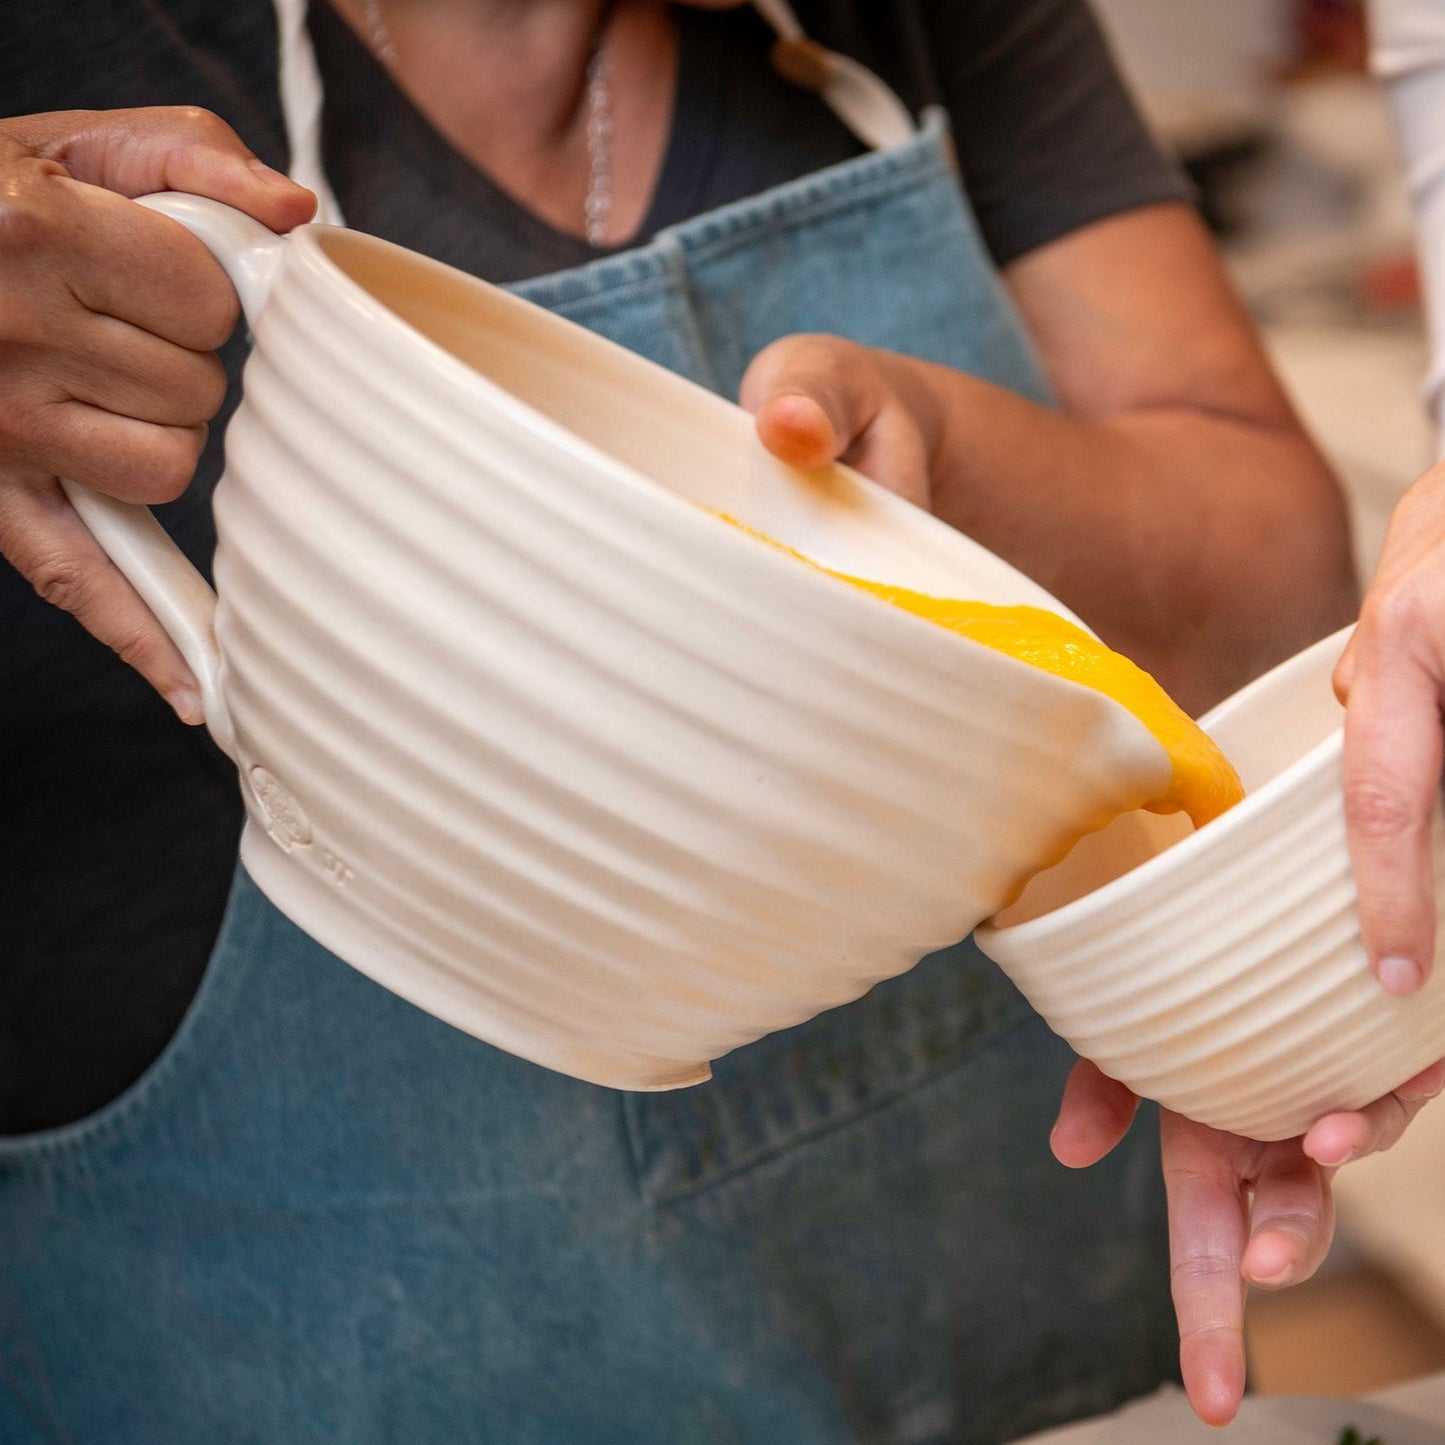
[306,0,861,283]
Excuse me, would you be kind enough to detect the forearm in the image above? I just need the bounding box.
[915,360,1358,713]
[743,205,1359,713]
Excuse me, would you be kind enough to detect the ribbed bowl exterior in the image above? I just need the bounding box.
[214,228,1172,1089]
[979,631,1445,1140]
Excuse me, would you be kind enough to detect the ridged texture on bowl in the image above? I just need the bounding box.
[980,725,1445,1141]
[216,230,1171,1089]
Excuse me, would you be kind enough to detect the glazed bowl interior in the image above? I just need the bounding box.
[989,628,1349,932]
[313,227,1077,615]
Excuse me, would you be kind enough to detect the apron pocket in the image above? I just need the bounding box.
[0,866,263,1168]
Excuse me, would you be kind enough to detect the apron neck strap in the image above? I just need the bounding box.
[750,0,915,150]
[268,0,917,226]
[274,0,345,222]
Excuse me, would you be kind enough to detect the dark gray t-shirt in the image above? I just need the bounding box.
[0,0,1188,1131]
[310,0,1186,278]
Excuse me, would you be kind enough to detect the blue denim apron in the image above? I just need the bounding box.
[0,92,1177,1445]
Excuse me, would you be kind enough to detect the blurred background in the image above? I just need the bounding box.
[1093,0,1445,1398]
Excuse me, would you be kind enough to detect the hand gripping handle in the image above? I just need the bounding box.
[60,193,291,760]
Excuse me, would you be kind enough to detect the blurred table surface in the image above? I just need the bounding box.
[1011,1370,1445,1443]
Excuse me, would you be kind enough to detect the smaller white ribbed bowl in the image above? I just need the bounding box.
[977,625,1445,1141]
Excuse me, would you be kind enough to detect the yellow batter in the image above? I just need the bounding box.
[718,513,1244,830]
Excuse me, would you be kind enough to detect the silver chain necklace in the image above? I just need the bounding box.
[361,0,614,246]
[582,38,613,246]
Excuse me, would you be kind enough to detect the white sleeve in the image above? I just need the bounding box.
[1374,0,1445,432]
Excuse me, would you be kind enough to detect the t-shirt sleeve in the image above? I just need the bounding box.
[923,0,1194,266]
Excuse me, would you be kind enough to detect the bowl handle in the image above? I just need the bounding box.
[59,193,291,761]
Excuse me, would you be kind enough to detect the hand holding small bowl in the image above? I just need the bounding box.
[978,623,1445,1426]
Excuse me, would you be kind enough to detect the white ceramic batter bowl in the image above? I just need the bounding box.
[978,625,1445,1140]
[66,194,1173,1090]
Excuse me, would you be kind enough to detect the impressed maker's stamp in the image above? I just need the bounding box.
[248,765,313,853]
